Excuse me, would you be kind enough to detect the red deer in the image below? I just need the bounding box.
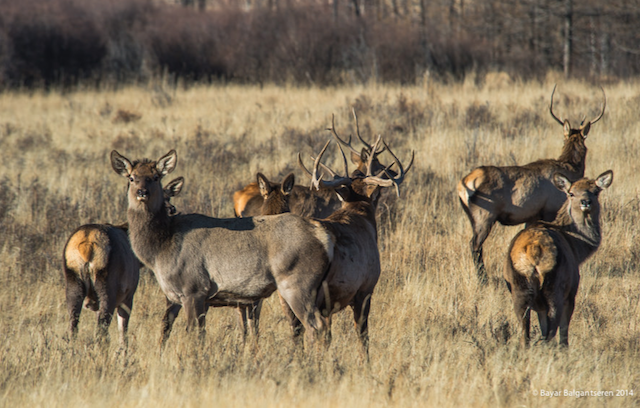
[457,86,606,284]
[504,170,613,347]
[235,172,295,341]
[110,150,336,347]
[288,137,412,353]
[233,111,394,218]
[62,177,183,345]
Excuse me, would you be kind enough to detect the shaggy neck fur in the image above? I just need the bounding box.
[557,135,587,175]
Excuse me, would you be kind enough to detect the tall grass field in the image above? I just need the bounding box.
[0,77,638,407]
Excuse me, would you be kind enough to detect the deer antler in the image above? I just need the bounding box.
[362,140,414,197]
[550,85,606,127]
[328,114,360,157]
[590,87,606,125]
[328,111,386,161]
[299,140,353,191]
[549,84,565,126]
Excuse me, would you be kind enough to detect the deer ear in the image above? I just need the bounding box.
[580,121,591,138]
[563,120,571,138]
[257,173,272,198]
[351,151,362,166]
[552,173,571,194]
[595,170,613,190]
[164,177,184,198]
[282,173,295,195]
[111,150,133,177]
[157,150,177,176]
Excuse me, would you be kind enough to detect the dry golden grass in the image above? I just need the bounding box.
[1,77,639,407]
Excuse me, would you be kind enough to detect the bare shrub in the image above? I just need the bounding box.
[3,0,107,88]
[112,109,142,124]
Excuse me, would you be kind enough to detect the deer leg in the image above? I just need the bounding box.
[278,284,326,349]
[161,298,182,346]
[278,293,304,347]
[246,300,262,339]
[236,306,249,343]
[351,292,372,357]
[537,309,550,340]
[184,296,207,340]
[65,273,86,339]
[470,221,494,285]
[116,296,134,346]
[559,296,575,347]
[543,304,560,344]
[94,276,115,342]
[513,295,531,347]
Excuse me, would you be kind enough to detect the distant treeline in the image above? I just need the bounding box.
[0,0,638,88]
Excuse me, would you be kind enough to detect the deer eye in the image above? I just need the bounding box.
[129,176,134,182]
[568,192,575,197]
[154,174,160,181]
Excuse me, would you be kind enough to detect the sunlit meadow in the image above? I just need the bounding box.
[0,75,639,407]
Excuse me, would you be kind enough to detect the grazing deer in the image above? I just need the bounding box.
[62,177,183,345]
[289,137,412,353]
[110,150,336,347]
[457,86,606,284]
[233,110,393,218]
[504,170,613,347]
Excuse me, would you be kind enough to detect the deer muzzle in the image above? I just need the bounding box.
[136,189,149,201]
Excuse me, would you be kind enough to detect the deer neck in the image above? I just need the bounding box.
[557,139,587,176]
[328,201,378,239]
[127,205,172,267]
[554,202,601,263]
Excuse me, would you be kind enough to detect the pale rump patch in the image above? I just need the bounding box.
[233,183,260,216]
[510,230,557,287]
[65,229,111,274]
[457,168,485,206]
[309,219,335,263]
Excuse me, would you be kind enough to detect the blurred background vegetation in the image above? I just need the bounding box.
[0,0,638,89]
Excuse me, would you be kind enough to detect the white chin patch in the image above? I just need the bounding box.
[137,196,147,202]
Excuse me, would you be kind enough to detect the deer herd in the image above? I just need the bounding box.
[63,87,612,353]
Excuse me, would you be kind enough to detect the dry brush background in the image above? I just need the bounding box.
[0,77,639,407]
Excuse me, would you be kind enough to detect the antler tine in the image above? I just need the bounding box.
[352,108,371,152]
[310,140,353,190]
[362,140,414,197]
[365,135,383,177]
[310,156,339,178]
[549,84,565,126]
[383,140,414,183]
[328,113,360,157]
[297,152,312,176]
[590,86,606,125]
[311,140,332,190]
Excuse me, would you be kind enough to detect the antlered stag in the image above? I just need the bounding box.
[290,138,412,353]
[110,150,335,346]
[63,177,183,344]
[457,86,606,283]
[504,170,613,347]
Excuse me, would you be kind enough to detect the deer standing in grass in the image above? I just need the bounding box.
[63,177,183,345]
[273,138,412,353]
[504,170,612,347]
[110,150,336,347]
[457,86,606,284]
[232,111,400,340]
